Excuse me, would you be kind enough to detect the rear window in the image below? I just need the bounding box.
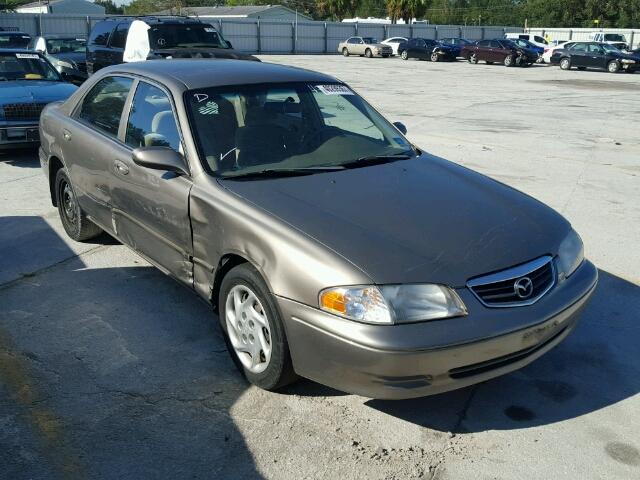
[148,23,229,50]
[0,33,31,48]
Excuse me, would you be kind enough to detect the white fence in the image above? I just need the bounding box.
[0,12,522,54]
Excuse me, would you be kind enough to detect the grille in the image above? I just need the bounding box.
[2,103,47,121]
[467,256,555,307]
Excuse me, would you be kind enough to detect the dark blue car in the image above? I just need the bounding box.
[0,49,77,150]
[398,38,457,61]
[508,38,544,58]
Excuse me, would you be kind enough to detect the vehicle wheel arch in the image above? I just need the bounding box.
[49,156,65,207]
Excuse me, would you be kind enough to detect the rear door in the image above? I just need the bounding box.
[105,23,128,66]
[64,76,134,229]
[110,79,193,284]
[87,22,114,73]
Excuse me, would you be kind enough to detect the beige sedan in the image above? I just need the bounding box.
[338,36,393,58]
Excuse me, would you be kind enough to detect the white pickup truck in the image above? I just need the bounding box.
[589,32,629,51]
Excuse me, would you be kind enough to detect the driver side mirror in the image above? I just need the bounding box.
[393,121,407,135]
[132,147,188,176]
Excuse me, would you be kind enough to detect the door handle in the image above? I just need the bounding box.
[63,129,72,141]
[114,160,129,175]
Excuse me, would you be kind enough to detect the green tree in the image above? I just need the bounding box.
[386,0,431,23]
[95,0,125,14]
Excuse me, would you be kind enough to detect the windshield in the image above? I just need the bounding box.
[0,53,60,81]
[0,33,31,48]
[605,34,625,42]
[363,38,377,44]
[148,24,229,49]
[602,43,622,53]
[186,82,415,178]
[45,37,86,53]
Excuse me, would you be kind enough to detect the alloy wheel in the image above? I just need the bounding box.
[225,284,273,374]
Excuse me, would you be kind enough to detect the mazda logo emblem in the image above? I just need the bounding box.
[514,277,534,299]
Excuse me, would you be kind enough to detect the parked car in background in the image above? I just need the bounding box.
[542,40,573,64]
[508,38,545,61]
[0,49,76,150]
[339,36,392,57]
[589,32,629,51]
[551,42,639,73]
[39,59,597,400]
[505,32,549,49]
[438,37,474,57]
[380,36,407,56]
[31,35,88,84]
[397,38,456,62]
[462,39,539,66]
[0,31,31,49]
[86,16,256,74]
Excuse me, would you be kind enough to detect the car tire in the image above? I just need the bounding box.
[365,48,373,58]
[468,53,478,64]
[504,55,514,67]
[430,52,439,62]
[607,60,620,73]
[401,50,409,60]
[560,57,571,70]
[218,263,297,391]
[342,47,349,57]
[55,169,102,242]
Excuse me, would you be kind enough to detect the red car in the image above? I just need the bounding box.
[462,39,539,67]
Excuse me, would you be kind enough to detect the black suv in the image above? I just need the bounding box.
[86,16,257,75]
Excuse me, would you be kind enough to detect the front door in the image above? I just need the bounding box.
[586,43,607,68]
[568,43,589,67]
[65,75,134,229]
[110,80,193,284]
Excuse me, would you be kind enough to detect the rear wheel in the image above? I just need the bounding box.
[559,57,571,70]
[608,60,620,73]
[55,169,102,242]
[342,47,349,57]
[430,52,439,62]
[219,263,297,390]
[401,50,409,60]
[365,48,373,58]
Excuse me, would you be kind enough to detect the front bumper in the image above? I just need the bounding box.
[278,260,598,399]
[0,123,40,150]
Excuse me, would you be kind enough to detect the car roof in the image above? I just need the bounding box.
[0,31,30,36]
[97,15,204,26]
[103,59,338,90]
[0,48,41,54]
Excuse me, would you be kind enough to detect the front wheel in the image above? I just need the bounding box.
[468,53,478,64]
[365,48,373,58]
[430,52,439,62]
[219,263,297,390]
[342,47,349,57]
[401,50,409,60]
[608,60,620,73]
[504,55,514,67]
[55,169,102,241]
[559,57,571,70]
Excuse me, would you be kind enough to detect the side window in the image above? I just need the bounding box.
[312,88,383,141]
[534,36,547,44]
[347,38,356,44]
[489,40,501,48]
[109,24,129,49]
[571,43,588,52]
[588,44,604,54]
[78,76,133,137]
[417,39,426,47]
[519,35,528,40]
[89,22,113,46]
[477,40,491,47]
[125,82,181,151]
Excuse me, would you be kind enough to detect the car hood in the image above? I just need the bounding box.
[615,51,640,61]
[51,51,86,64]
[150,48,259,61]
[220,155,570,287]
[0,81,77,105]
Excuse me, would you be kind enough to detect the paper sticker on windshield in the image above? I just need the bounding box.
[15,53,40,59]
[198,101,219,115]
[316,84,354,96]
[193,93,209,103]
[204,28,216,33]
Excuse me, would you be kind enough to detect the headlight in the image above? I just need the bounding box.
[556,229,584,280]
[621,59,635,64]
[56,60,74,69]
[319,284,467,324]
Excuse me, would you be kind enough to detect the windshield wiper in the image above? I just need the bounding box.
[221,166,345,180]
[339,153,414,169]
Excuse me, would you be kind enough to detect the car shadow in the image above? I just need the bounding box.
[0,215,264,479]
[0,148,40,168]
[366,270,640,433]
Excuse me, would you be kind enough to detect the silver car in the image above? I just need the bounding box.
[338,36,393,57]
[39,60,597,399]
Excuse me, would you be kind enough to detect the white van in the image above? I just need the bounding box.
[505,33,549,49]
[589,32,629,51]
